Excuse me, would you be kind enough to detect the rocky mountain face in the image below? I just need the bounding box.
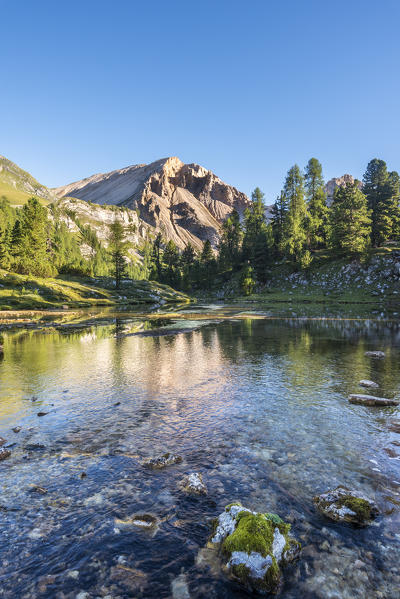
[53,157,251,249]
[325,174,362,205]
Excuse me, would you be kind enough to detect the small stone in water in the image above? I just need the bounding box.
[364,351,385,358]
[142,452,183,469]
[359,380,379,389]
[37,411,49,417]
[179,472,207,495]
[12,427,21,433]
[28,485,47,494]
[0,437,6,446]
[314,486,379,525]
[0,447,11,461]
[349,394,398,406]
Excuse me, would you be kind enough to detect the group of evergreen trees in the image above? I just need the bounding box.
[0,198,114,278]
[149,157,400,294]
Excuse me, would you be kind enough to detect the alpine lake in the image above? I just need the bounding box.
[0,301,399,599]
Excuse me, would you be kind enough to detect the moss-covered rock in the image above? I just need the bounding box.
[313,486,379,525]
[208,503,301,594]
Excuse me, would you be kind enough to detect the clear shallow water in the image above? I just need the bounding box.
[0,309,400,599]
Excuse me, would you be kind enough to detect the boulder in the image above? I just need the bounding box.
[179,472,207,495]
[349,394,398,406]
[142,452,183,469]
[364,351,385,358]
[314,486,378,525]
[208,503,300,594]
[359,380,379,389]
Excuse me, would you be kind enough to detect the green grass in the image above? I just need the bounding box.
[0,269,189,311]
[0,181,50,207]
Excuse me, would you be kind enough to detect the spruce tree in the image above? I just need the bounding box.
[304,158,328,248]
[363,158,399,246]
[108,220,129,289]
[270,191,288,253]
[330,181,371,256]
[219,209,243,271]
[242,188,270,280]
[282,165,310,268]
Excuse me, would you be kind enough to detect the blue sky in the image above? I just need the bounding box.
[2,0,400,201]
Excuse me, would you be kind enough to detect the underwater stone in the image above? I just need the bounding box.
[0,447,11,461]
[359,380,379,389]
[314,486,379,525]
[349,394,398,406]
[364,351,385,358]
[208,503,301,594]
[142,452,183,469]
[179,472,207,495]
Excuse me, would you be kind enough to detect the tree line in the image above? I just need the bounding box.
[148,157,400,294]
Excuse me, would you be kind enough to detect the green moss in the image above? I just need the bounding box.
[222,512,275,558]
[338,496,373,522]
[225,502,242,511]
[263,557,280,591]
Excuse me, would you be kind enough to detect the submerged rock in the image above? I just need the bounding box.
[0,437,6,446]
[12,426,21,433]
[179,472,207,495]
[115,513,158,529]
[349,394,398,406]
[171,571,191,599]
[359,380,379,389]
[314,486,378,525]
[142,452,182,469]
[0,447,11,461]
[364,351,385,358]
[208,503,300,594]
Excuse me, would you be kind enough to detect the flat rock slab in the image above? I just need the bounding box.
[349,394,398,406]
[364,351,385,358]
[359,380,379,389]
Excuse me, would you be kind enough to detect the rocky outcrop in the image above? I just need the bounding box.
[208,503,301,594]
[53,157,250,249]
[325,175,363,205]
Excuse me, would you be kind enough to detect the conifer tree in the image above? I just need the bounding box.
[304,158,328,248]
[108,220,129,289]
[270,191,288,252]
[219,209,243,271]
[363,158,399,246]
[242,188,270,280]
[282,165,310,268]
[330,181,371,256]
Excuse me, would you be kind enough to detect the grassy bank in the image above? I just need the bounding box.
[0,269,189,311]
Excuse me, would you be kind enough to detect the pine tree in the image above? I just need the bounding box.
[330,181,371,256]
[242,188,270,280]
[200,239,216,289]
[152,233,163,279]
[304,158,328,248]
[281,165,310,268]
[163,240,180,287]
[0,225,12,270]
[363,158,399,246]
[270,191,288,253]
[108,220,129,289]
[219,209,243,271]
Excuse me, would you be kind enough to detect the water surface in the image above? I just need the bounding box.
[0,307,399,598]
